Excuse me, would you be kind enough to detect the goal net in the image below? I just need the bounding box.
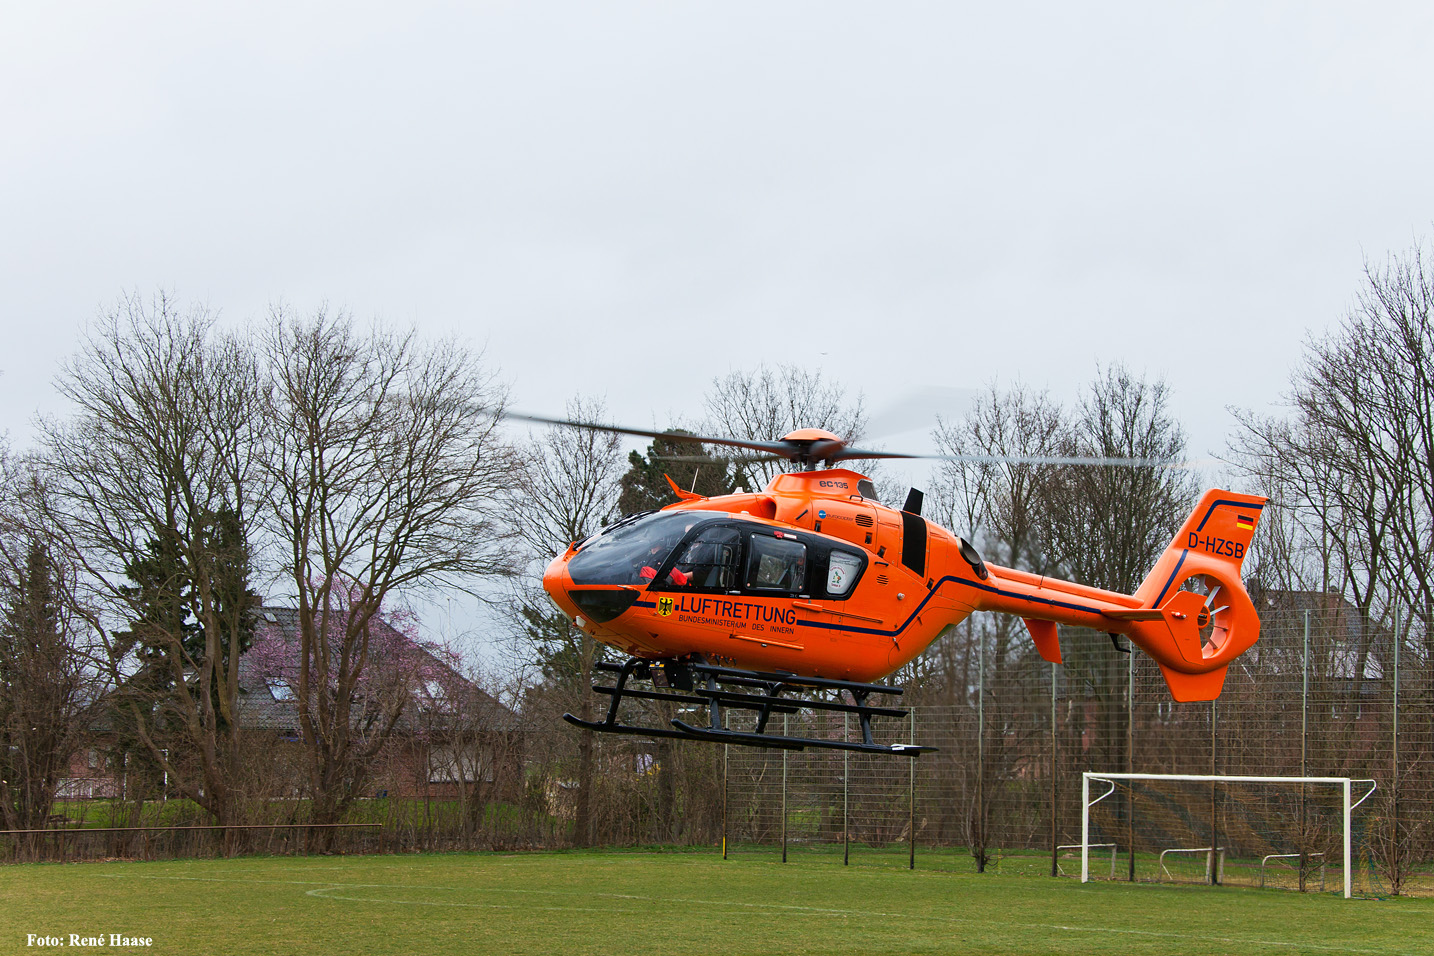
[1080,773,1377,898]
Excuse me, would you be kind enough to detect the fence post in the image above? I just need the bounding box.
[722,743,729,861]
[976,626,985,872]
[1209,698,1219,885]
[1050,660,1058,878]
[843,712,850,866]
[1301,608,1309,891]
[1080,772,1090,883]
[1392,597,1400,882]
[1127,651,1135,882]
[909,707,916,870]
[781,713,788,864]
[1343,777,1353,900]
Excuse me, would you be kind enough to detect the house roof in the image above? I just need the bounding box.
[1252,588,1389,683]
[237,605,522,733]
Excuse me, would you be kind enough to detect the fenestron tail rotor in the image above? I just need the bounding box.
[1184,573,1237,661]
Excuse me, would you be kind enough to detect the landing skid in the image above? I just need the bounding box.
[562,658,933,757]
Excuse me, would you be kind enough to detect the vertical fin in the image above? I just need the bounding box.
[1024,618,1061,664]
[1137,490,1265,608]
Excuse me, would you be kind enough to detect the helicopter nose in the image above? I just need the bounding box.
[543,552,642,625]
[543,554,576,617]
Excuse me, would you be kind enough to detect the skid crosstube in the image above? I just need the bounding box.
[560,657,933,757]
[669,720,932,756]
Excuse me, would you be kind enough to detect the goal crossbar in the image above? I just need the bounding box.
[1080,772,1377,898]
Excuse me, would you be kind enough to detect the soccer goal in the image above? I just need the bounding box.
[1080,773,1377,898]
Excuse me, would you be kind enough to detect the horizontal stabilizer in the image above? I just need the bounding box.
[1102,608,1164,622]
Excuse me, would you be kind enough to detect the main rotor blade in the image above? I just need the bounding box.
[829,447,1201,468]
[924,452,1211,469]
[654,454,788,464]
[828,446,921,462]
[509,409,1210,470]
[506,411,796,457]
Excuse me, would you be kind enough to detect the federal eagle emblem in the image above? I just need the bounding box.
[657,597,674,617]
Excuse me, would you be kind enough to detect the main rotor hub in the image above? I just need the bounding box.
[779,428,846,469]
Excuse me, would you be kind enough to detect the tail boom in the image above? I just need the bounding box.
[971,490,1267,703]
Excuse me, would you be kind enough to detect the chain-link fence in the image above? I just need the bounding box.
[10,603,1431,895]
[709,602,1434,895]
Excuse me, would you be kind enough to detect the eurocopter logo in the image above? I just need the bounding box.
[657,597,674,617]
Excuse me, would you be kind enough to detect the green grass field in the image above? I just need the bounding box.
[3,848,1432,956]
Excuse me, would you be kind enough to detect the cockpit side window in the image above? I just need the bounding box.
[654,525,744,591]
[745,535,807,594]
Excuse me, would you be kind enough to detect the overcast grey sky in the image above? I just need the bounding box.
[4,2,1433,466]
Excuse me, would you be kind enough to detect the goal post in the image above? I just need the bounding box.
[1080,773,1377,899]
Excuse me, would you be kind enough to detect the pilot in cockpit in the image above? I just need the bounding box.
[637,522,698,584]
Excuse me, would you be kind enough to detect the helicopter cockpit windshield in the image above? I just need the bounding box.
[567,512,722,587]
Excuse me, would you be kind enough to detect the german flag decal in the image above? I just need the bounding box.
[1236,514,1255,531]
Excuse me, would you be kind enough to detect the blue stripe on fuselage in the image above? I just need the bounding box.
[795,575,1105,638]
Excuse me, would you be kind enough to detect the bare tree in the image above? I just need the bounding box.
[924,383,1069,697]
[1229,240,1434,891]
[925,382,1069,869]
[703,364,868,487]
[1039,364,1199,821]
[1281,246,1434,646]
[509,396,624,560]
[932,382,1067,576]
[261,307,517,828]
[1229,413,1392,686]
[34,293,262,827]
[506,396,624,846]
[1039,365,1198,594]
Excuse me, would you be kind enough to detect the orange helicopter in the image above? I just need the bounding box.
[538,422,1265,756]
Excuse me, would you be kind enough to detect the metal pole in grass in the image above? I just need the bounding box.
[1050,660,1058,878]
[1080,772,1090,883]
[1392,597,1400,882]
[909,707,916,870]
[722,743,729,861]
[976,626,985,872]
[782,712,788,864]
[1343,776,1353,900]
[1127,650,1135,882]
[1209,698,1219,885]
[843,712,850,866]
[1301,609,1309,890]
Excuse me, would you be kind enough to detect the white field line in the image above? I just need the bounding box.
[102,873,1420,956]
